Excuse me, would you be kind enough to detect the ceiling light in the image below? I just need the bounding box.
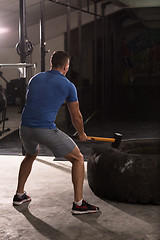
[0,28,10,34]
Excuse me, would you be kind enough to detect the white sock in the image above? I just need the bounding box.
[17,192,24,197]
[75,199,83,206]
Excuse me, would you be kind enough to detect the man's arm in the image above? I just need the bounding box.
[67,101,87,141]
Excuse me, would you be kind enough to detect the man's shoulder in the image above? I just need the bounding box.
[31,71,44,80]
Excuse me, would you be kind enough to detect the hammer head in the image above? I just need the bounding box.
[111,133,122,148]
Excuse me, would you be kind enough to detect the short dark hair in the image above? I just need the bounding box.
[51,51,70,68]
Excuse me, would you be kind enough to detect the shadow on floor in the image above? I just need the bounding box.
[14,202,71,240]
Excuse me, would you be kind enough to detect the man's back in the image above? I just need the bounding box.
[21,70,77,129]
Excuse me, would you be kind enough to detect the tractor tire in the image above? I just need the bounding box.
[87,139,160,204]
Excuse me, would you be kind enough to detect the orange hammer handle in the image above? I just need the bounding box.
[87,136,115,143]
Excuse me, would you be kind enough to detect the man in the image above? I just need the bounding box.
[13,51,99,215]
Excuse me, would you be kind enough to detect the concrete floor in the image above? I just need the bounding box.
[0,155,160,240]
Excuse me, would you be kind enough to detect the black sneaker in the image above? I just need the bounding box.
[13,192,31,206]
[71,200,99,215]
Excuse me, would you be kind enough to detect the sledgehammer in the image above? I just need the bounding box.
[87,133,122,148]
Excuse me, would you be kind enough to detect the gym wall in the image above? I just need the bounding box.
[0,3,99,87]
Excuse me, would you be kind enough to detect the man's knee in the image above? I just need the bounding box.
[75,152,84,164]
[71,152,84,164]
[65,147,84,164]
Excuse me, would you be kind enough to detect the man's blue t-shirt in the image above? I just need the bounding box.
[21,70,78,129]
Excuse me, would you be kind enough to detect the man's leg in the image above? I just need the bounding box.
[16,153,38,194]
[13,152,38,206]
[65,146,99,214]
[64,146,84,202]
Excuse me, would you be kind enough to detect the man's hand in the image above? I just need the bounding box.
[78,132,88,142]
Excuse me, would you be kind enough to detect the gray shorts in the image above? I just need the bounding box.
[19,126,77,157]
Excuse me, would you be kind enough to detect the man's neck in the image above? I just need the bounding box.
[51,67,64,75]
